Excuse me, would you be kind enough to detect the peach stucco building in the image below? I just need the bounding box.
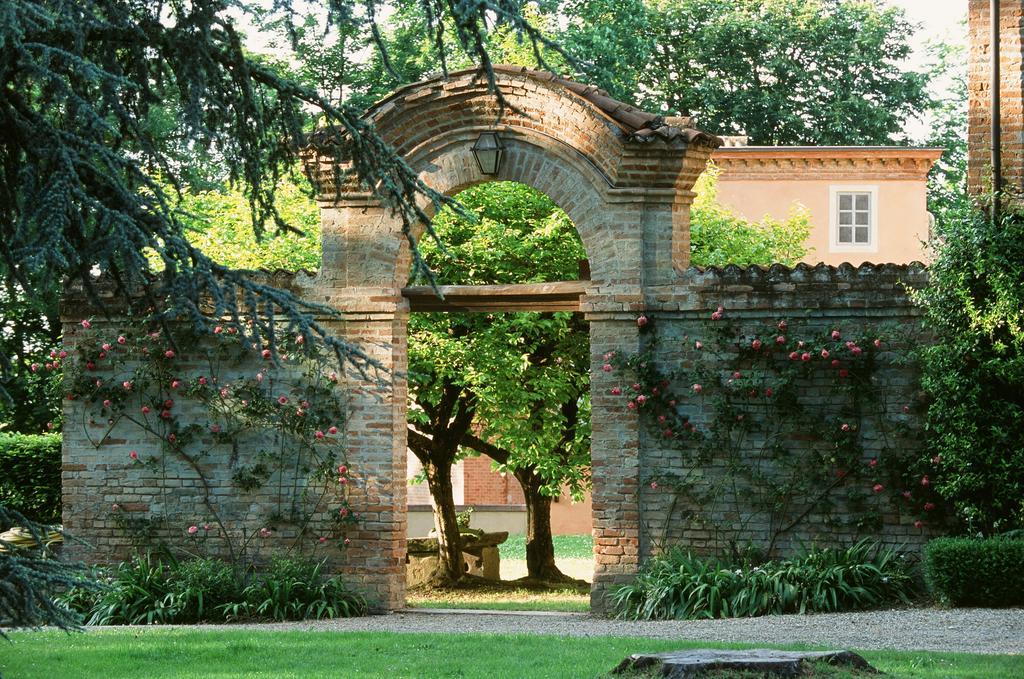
[712,141,943,266]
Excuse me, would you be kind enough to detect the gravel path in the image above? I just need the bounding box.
[106,607,1024,655]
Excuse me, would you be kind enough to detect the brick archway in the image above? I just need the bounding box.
[303,66,720,612]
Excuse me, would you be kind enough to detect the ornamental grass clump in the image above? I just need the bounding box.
[611,539,918,620]
[67,553,365,624]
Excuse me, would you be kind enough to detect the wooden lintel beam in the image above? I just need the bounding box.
[402,281,585,313]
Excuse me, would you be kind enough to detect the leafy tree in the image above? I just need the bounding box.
[915,204,1024,535]
[407,182,588,583]
[566,0,931,145]
[921,40,969,221]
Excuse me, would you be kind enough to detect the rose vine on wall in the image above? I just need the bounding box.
[62,319,356,567]
[604,309,944,560]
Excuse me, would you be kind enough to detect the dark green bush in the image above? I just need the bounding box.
[68,553,365,624]
[916,205,1024,534]
[612,540,919,620]
[0,433,62,524]
[924,537,1024,607]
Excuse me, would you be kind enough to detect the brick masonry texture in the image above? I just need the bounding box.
[64,69,935,615]
[635,263,939,561]
[968,0,1024,198]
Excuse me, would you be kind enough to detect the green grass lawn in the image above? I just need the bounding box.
[2,629,1021,678]
[499,534,593,561]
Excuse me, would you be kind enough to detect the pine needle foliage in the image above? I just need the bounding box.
[0,504,98,636]
[0,1,562,394]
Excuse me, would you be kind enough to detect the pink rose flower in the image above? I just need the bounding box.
[610,387,622,396]
[801,352,811,362]
[733,371,742,379]
[636,395,647,405]
[839,369,849,378]
[117,336,126,344]
[30,363,39,372]
[129,450,139,460]
[187,525,198,535]
[868,458,878,468]
[765,388,773,397]
[695,341,703,350]
[102,343,112,352]
[171,379,181,389]
[259,528,271,538]
[841,423,850,432]
[81,320,91,329]
[775,335,786,345]
[59,350,67,359]
[198,376,207,385]
[831,330,840,340]
[328,426,339,435]
[103,399,112,408]
[278,395,288,405]
[262,349,271,359]
[789,351,799,361]
[338,465,347,475]
[821,349,830,359]
[873,484,884,493]
[751,339,762,350]
[112,504,119,511]
[778,320,788,331]
[901,491,912,500]
[602,363,612,372]
[164,350,175,359]
[873,338,882,348]
[210,424,221,433]
[122,381,132,391]
[343,538,351,546]
[924,502,936,511]
[914,520,924,529]
[920,475,930,487]
[636,315,648,327]
[214,326,223,334]
[650,481,658,490]
[318,536,327,544]
[315,430,325,439]
[692,383,702,394]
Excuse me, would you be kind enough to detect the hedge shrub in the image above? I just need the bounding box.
[0,433,62,524]
[924,537,1024,607]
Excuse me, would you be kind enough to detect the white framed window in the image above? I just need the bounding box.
[829,185,878,253]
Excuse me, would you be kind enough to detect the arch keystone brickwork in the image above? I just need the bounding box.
[302,66,721,611]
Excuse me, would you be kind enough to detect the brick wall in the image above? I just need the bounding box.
[63,68,939,616]
[968,0,1024,198]
[634,263,939,560]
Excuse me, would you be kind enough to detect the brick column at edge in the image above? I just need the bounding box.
[333,311,409,612]
[587,315,642,615]
[968,0,1024,199]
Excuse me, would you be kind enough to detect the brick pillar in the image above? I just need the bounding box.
[586,312,642,614]
[330,308,408,612]
[968,0,1024,199]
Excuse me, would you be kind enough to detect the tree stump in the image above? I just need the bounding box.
[613,649,878,678]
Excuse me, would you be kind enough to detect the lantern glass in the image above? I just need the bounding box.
[472,132,504,175]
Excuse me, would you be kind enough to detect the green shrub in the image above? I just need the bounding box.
[612,540,918,620]
[915,205,1024,534]
[70,553,365,624]
[229,556,366,622]
[0,433,62,524]
[924,537,1024,607]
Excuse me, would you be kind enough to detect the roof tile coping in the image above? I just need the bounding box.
[307,65,722,148]
[681,260,929,284]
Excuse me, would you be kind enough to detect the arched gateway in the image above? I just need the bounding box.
[301,66,721,611]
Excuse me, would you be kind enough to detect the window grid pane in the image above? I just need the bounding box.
[836,192,871,246]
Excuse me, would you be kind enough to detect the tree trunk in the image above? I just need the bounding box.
[425,462,464,583]
[515,469,566,581]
